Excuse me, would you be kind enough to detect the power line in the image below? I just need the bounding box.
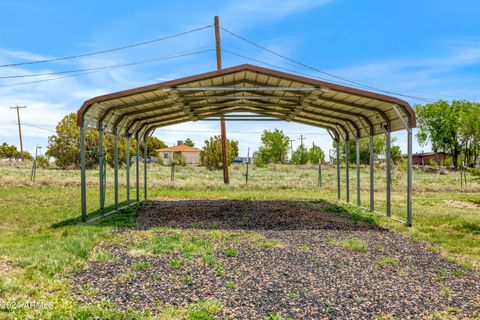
[221,27,439,102]
[0,47,212,79]
[0,25,213,68]
[223,48,436,103]
[222,48,373,92]
[0,121,56,133]
[2,49,214,88]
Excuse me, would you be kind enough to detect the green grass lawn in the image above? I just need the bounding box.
[0,162,479,318]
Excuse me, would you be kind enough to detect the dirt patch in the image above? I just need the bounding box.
[0,260,13,273]
[135,199,378,231]
[73,200,480,319]
[445,200,480,209]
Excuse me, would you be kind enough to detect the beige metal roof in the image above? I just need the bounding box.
[77,64,416,141]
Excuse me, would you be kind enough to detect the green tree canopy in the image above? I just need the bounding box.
[416,100,462,169]
[291,144,309,165]
[199,135,239,170]
[104,136,166,167]
[258,129,290,164]
[335,135,390,164]
[390,145,402,164]
[0,143,20,160]
[458,102,480,166]
[309,144,325,164]
[46,113,99,169]
[47,113,166,169]
[184,138,195,147]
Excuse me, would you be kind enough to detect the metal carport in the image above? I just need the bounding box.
[76,63,416,225]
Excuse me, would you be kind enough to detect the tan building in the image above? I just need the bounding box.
[158,145,201,164]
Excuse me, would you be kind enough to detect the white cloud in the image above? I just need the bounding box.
[328,45,480,101]
[221,0,333,29]
[0,48,55,65]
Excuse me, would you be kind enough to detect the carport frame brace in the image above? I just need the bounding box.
[77,64,415,226]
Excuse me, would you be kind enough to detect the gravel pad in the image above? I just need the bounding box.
[73,200,480,319]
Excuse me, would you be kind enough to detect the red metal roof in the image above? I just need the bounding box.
[158,145,200,152]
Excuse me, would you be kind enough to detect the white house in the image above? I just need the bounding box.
[158,144,201,164]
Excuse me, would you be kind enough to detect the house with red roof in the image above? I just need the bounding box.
[158,141,200,164]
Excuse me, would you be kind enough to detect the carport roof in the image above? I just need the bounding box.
[76,64,416,141]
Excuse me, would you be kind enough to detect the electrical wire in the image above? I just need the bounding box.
[0,121,56,133]
[221,27,439,102]
[223,48,437,103]
[0,25,213,68]
[0,47,212,79]
[2,49,214,88]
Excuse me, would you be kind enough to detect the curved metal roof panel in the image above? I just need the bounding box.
[77,64,416,141]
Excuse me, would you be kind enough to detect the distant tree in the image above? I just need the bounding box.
[184,138,195,147]
[308,144,325,164]
[46,113,99,169]
[46,113,167,169]
[141,137,167,157]
[36,155,50,168]
[258,129,290,164]
[416,100,462,169]
[292,144,309,165]
[103,136,131,168]
[200,135,239,170]
[335,135,389,164]
[0,143,19,161]
[458,102,480,167]
[390,145,402,164]
[18,151,32,161]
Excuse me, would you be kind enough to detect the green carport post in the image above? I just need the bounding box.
[80,122,87,222]
[114,131,119,211]
[144,133,148,200]
[126,135,130,205]
[136,133,140,203]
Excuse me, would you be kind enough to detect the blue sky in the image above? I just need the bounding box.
[1,0,479,157]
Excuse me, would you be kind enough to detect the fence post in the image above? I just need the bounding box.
[245,147,250,184]
[318,159,322,187]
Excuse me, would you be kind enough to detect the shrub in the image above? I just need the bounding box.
[428,159,438,167]
[254,154,266,167]
[36,155,50,168]
[200,136,239,170]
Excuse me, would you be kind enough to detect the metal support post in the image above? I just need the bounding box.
[346,139,350,202]
[114,132,119,210]
[386,129,392,217]
[144,136,148,200]
[80,124,87,222]
[369,133,374,212]
[126,135,130,205]
[336,139,341,199]
[136,135,140,202]
[407,123,413,226]
[98,127,104,215]
[356,137,360,207]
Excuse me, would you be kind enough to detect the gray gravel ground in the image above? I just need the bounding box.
[73,200,480,319]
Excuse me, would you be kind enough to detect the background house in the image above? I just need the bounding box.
[410,151,448,165]
[158,141,200,164]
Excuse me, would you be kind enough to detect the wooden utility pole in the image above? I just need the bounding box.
[10,106,26,160]
[214,15,229,184]
[298,134,307,146]
[289,138,295,161]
